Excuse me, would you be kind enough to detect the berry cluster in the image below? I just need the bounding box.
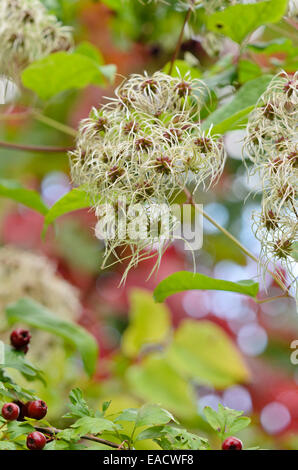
[70,71,225,278]
[244,71,298,293]
[0,0,73,79]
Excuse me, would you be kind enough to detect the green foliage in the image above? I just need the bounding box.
[202,75,273,134]
[116,404,177,428]
[22,51,116,100]
[166,320,250,388]
[0,330,252,450]
[0,179,48,215]
[207,0,288,44]
[0,345,45,384]
[5,298,98,377]
[136,425,209,450]
[126,355,198,419]
[204,403,251,442]
[154,271,259,302]
[122,289,171,358]
[42,186,92,234]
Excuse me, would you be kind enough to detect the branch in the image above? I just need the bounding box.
[0,140,74,153]
[168,7,192,75]
[34,426,121,450]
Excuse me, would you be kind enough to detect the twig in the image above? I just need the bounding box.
[168,7,192,75]
[0,140,74,153]
[34,426,121,450]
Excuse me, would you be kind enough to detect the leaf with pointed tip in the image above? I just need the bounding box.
[0,179,48,215]
[154,271,259,303]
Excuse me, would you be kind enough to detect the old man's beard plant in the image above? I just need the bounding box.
[0,0,73,79]
[69,71,226,279]
[244,71,298,296]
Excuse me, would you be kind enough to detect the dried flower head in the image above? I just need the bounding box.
[0,246,81,358]
[0,0,73,78]
[245,71,298,295]
[70,71,226,279]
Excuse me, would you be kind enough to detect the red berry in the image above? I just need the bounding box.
[222,436,243,450]
[26,400,47,420]
[1,403,20,421]
[10,329,31,350]
[26,431,47,450]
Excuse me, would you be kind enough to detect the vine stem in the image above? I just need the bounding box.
[0,140,74,153]
[168,7,192,75]
[34,426,121,450]
[183,187,289,295]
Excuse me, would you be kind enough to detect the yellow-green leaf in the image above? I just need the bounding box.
[126,355,197,419]
[166,320,250,388]
[122,289,171,358]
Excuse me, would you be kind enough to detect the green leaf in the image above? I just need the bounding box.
[5,298,98,376]
[202,75,273,134]
[71,416,121,436]
[207,0,288,44]
[229,416,251,434]
[22,51,116,100]
[126,355,197,419]
[137,425,208,450]
[237,59,262,84]
[204,404,250,438]
[122,289,171,358]
[0,179,48,215]
[42,186,92,235]
[166,320,250,388]
[154,271,259,303]
[0,345,45,383]
[64,388,92,419]
[0,441,17,450]
[75,41,104,64]
[7,421,35,440]
[204,406,223,432]
[116,404,176,429]
[136,404,177,428]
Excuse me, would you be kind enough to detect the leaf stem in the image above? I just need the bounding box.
[183,187,288,294]
[168,7,192,75]
[31,110,77,138]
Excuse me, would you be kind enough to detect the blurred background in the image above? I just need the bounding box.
[0,0,298,450]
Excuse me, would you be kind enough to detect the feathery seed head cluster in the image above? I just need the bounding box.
[70,71,226,277]
[244,72,298,292]
[0,0,73,78]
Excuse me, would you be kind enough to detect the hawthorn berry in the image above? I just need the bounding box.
[26,431,47,450]
[222,436,243,450]
[1,402,20,421]
[26,400,47,420]
[10,328,31,350]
